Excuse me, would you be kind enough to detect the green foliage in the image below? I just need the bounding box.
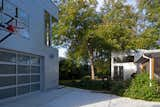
[59,58,89,80]
[109,80,131,96]
[124,72,160,101]
[55,0,159,80]
[60,72,160,101]
[96,0,138,51]
[137,0,160,49]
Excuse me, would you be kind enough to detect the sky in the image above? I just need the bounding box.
[58,0,137,58]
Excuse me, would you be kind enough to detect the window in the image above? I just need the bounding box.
[44,11,57,47]
[154,57,160,76]
[114,56,134,63]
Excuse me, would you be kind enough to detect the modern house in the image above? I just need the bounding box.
[0,0,59,101]
[111,49,160,81]
[111,51,137,80]
[135,49,160,81]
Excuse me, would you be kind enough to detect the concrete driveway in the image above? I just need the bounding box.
[1,87,160,107]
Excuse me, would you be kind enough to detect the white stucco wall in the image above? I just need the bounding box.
[0,0,59,90]
[111,52,137,80]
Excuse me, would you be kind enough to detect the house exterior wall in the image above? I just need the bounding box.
[0,0,59,91]
[111,52,137,80]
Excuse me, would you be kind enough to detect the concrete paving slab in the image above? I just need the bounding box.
[1,87,160,107]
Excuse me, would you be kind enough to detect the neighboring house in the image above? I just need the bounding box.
[135,49,160,81]
[0,0,59,101]
[111,51,137,80]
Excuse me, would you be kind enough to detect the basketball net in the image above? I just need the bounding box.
[5,24,30,39]
[6,24,16,32]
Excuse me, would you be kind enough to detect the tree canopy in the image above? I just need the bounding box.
[53,0,159,79]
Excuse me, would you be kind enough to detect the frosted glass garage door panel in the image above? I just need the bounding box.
[0,64,16,74]
[0,88,16,100]
[31,84,40,92]
[31,66,40,73]
[18,54,30,65]
[18,85,30,95]
[18,65,30,74]
[31,75,40,82]
[0,51,16,63]
[0,76,16,87]
[18,76,30,84]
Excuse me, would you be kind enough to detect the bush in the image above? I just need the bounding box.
[81,75,91,81]
[123,72,160,101]
[110,80,130,96]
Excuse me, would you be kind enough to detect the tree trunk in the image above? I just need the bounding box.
[88,48,95,80]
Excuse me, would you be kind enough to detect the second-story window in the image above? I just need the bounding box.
[114,56,134,63]
[44,11,57,47]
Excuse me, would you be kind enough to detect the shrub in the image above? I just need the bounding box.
[123,72,160,101]
[109,80,131,96]
[81,75,91,81]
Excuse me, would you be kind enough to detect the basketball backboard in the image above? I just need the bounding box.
[0,0,30,40]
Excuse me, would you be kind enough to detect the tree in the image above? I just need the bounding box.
[53,0,99,80]
[137,0,160,49]
[54,0,159,81]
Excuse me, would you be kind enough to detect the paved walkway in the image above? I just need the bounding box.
[1,87,160,107]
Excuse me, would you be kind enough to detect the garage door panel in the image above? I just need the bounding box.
[18,76,30,84]
[0,64,16,74]
[18,65,30,74]
[0,88,16,100]
[31,75,40,82]
[18,85,30,95]
[31,66,40,73]
[18,54,30,65]
[0,50,41,100]
[0,51,16,63]
[0,76,16,87]
[31,84,40,92]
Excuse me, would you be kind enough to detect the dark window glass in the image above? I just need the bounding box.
[114,56,134,63]
[18,65,30,74]
[45,11,51,46]
[31,66,40,73]
[31,56,40,65]
[31,75,40,82]
[0,64,16,74]
[18,85,30,95]
[18,76,30,84]
[31,84,40,92]
[114,57,122,63]
[0,88,16,99]
[0,51,16,63]
[0,76,16,87]
[154,57,160,76]
[18,54,30,64]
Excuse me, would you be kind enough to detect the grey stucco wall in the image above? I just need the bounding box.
[0,0,59,90]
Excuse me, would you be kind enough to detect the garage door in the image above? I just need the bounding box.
[0,50,41,100]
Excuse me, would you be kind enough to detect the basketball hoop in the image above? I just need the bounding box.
[0,0,30,43]
[6,24,16,32]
